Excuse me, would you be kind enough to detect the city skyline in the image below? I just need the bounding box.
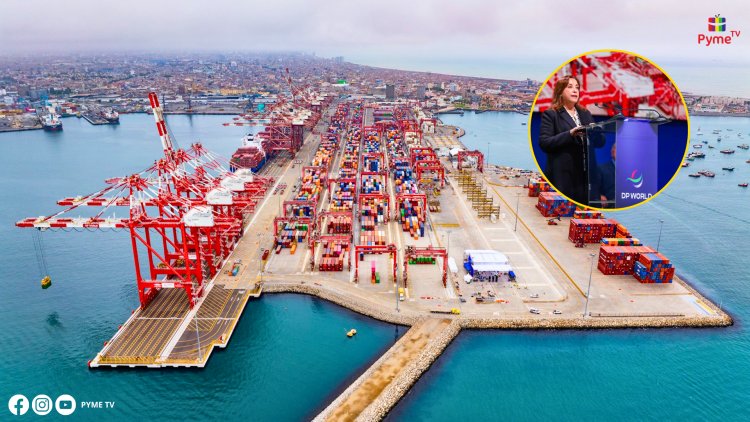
[1,0,749,96]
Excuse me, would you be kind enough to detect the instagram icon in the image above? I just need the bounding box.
[32,395,53,416]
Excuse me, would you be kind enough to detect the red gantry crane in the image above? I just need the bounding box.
[17,92,271,309]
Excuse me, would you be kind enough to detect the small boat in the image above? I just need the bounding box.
[688,173,701,178]
[738,144,749,150]
[696,127,703,136]
[698,170,715,177]
[681,162,689,167]
[727,128,734,131]
[717,137,722,142]
[347,329,357,337]
[530,293,539,298]
[521,122,527,125]
[41,276,52,289]
[739,183,749,187]
[713,129,720,134]
[529,308,541,314]
[553,310,562,315]
[722,167,735,171]
[692,144,703,149]
[720,149,735,154]
[708,145,715,149]
[702,140,708,144]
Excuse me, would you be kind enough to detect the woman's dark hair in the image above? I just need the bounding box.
[550,75,582,111]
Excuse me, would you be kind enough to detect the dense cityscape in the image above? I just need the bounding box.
[0,53,540,132]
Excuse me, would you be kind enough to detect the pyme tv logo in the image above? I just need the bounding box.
[708,14,726,32]
[626,170,643,189]
[698,13,741,46]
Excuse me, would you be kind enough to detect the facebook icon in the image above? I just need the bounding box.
[8,395,29,416]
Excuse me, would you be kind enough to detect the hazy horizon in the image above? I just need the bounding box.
[1,0,748,96]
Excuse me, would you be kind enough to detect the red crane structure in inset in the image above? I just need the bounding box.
[17,92,272,309]
[534,52,685,119]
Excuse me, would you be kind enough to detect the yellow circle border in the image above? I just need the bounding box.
[526,48,691,212]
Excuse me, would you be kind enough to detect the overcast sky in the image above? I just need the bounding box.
[1,0,748,96]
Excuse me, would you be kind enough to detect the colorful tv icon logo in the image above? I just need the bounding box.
[708,14,726,32]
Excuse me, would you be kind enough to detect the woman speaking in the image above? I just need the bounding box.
[539,75,604,205]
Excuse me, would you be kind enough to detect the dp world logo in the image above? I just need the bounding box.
[708,14,726,32]
[627,170,643,188]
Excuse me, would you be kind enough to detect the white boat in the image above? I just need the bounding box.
[529,308,540,314]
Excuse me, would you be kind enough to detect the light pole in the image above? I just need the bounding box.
[396,247,401,313]
[583,253,596,318]
[445,229,453,258]
[195,315,202,363]
[486,141,490,167]
[656,219,665,252]
[514,192,521,232]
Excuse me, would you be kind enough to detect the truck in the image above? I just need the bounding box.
[398,287,405,301]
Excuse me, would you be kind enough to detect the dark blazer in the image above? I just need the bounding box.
[538,107,604,205]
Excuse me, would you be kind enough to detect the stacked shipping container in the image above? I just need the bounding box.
[536,192,576,217]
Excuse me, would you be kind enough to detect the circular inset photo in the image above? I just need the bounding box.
[528,50,689,210]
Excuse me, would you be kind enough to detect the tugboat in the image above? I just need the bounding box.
[41,114,63,131]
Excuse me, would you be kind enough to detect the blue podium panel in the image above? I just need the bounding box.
[615,119,659,208]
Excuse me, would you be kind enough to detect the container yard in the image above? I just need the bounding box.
[16,92,729,372]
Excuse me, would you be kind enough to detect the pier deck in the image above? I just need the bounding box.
[90,122,322,368]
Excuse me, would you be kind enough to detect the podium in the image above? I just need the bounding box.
[585,117,663,208]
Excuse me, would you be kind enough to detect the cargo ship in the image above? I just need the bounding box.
[102,109,120,124]
[41,114,63,131]
[230,133,267,173]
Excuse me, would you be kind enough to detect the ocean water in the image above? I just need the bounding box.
[438,111,535,171]
[0,114,402,420]
[2,112,749,421]
[389,113,750,421]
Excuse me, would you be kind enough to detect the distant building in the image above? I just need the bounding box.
[333,56,344,63]
[416,86,426,99]
[385,84,396,100]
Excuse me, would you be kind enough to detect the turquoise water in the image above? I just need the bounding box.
[439,111,535,171]
[389,114,750,421]
[2,112,749,420]
[0,115,402,420]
